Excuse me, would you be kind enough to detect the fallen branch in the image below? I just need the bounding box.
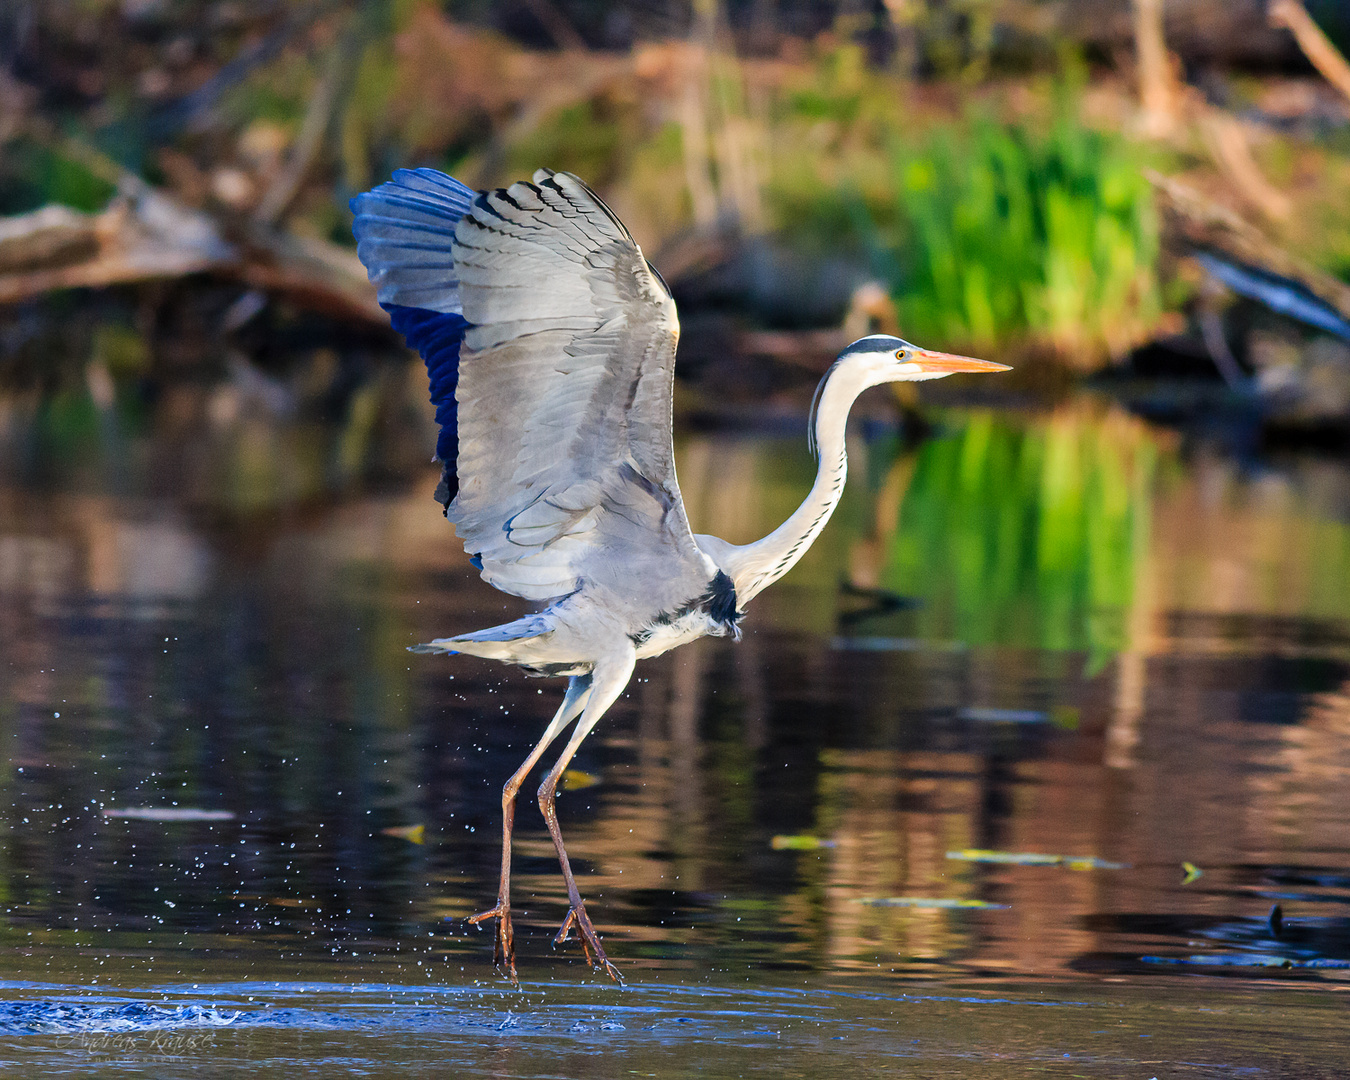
[0,205,100,273]
[0,193,382,324]
[0,194,232,305]
[1,122,383,321]
[1269,0,1350,105]
[1147,168,1350,323]
[236,225,384,324]
[1198,109,1292,221]
[737,328,846,371]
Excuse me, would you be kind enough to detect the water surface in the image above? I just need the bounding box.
[2,392,1350,1074]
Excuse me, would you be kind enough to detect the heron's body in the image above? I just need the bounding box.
[433,576,738,676]
[352,167,1008,983]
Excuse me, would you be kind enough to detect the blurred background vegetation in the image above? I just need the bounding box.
[7,1,1350,359]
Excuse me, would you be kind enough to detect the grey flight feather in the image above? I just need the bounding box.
[376,169,717,616]
[451,171,714,609]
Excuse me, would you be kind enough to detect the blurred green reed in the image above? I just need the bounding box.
[882,406,1158,661]
[886,114,1163,365]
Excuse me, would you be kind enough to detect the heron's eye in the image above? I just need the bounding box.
[895,349,906,361]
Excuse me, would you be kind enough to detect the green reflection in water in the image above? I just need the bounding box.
[882,404,1159,660]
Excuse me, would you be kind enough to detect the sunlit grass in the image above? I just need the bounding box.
[887,113,1163,365]
[759,49,1166,364]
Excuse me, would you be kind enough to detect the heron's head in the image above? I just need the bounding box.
[836,334,1011,385]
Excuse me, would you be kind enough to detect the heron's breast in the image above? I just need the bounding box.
[632,609,728,660]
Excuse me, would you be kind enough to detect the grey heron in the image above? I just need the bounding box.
[351,168,1009,983]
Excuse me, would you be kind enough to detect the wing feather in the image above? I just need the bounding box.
[353,168,715,609]
[351,169,476,502]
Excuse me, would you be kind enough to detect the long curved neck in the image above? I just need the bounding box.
[713,360,872,606]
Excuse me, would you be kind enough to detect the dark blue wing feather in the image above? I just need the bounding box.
[385,303,468,506]
[351,169,478,508]
[350,168,475,313]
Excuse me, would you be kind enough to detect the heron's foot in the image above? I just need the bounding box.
[468,902,519,985]
[554,902,623,984]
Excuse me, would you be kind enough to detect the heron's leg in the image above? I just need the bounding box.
[537,646,636,984]
[469,673,592,984]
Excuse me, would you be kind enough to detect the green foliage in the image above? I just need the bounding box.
[765,45,903,257]
[764,56,1164,361]
[785,47,866,125]
[0,140,116,215]
[505,99,626,189]
[886,114,1162,364]
[33,387,104,465]
[224,58,312,130]
[92,325,151,379]
[882,406,1157,661]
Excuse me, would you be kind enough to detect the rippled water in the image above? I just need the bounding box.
[2,976,1348,1077]
[3,392,1350,1074]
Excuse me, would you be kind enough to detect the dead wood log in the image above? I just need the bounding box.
[0,193,233,306]
[0,205,101,273]
[1147,168,1350,325]
[0,191,383,324]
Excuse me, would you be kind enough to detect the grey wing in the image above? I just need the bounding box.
[449,171,715,607]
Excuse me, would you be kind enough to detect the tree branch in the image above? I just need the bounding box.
[1269,0,1350,105]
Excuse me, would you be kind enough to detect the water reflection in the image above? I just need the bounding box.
[880,402,1159,660]
[2,397,1349,991]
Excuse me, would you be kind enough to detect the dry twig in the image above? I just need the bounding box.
[1198,109,1293,222]
[1269,0,1350,105]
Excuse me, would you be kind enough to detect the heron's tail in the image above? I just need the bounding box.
[409,613,552,660]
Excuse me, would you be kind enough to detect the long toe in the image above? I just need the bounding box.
[468,905,502,925]
[468,904,518,982]
[555,904,623,984]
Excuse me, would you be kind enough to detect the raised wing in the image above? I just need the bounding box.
[352,168,715,605]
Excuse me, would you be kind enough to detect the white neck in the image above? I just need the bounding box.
[700,359,876,606]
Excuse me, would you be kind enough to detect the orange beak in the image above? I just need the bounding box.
[911,349,1012,374]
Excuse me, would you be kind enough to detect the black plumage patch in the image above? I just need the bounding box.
[707,570,740,629]
[522,661,592,678]
[631,570,742,646]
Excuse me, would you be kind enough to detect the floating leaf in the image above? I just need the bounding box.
[102,807,235,821]
[957,707,1048,724]
[772,835,837,851]
[1142,954,1350,970]
[946,849,1129,870]
[858,896,1008,910]
[830,636,929,652]
[380,824,425,844]
[562,769,601,791]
